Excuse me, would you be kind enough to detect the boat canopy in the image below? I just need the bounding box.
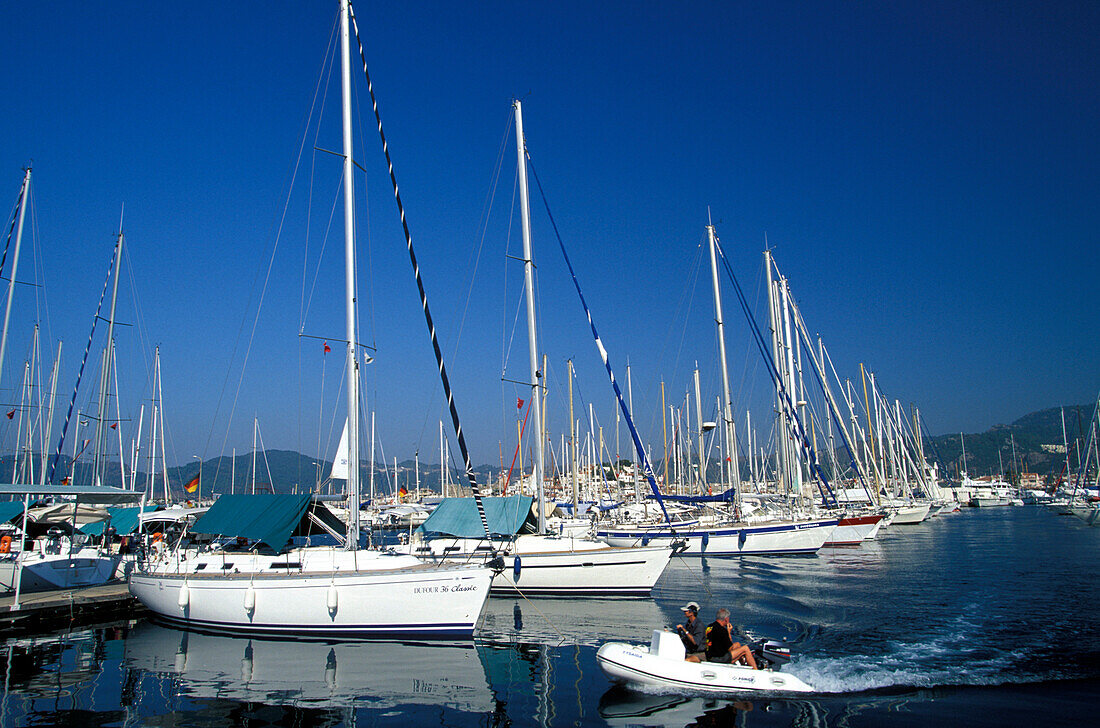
[419,495,533,538]
[0,500,25,524]
[190,494,345,549]
[81,506,143,536]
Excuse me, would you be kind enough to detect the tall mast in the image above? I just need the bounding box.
[765,250,789,493]
[340,0,361,548]
[93,227,124,487]
[0,167,31,391]
[568,359,578,514]
[706,216,740,505]
[1061,407,1071,488]
[513,100,546,533]
[693,365,704,492]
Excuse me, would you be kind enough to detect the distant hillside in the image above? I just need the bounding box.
[927,403,1096,480]
[5,402,1093,496]
[0,450,506,499]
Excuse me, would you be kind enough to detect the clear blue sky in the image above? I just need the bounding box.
[1,1,1097,471]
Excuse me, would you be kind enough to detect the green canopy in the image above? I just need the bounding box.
[0,500,25,525]
[190,494,313,549]
[81,506,143,536]
[419,495,533,538]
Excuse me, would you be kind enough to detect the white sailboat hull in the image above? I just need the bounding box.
[1069,504,1100,526]
[888,503,932,524]
[824,514,883,546]
[129,547,492,638]
[402,534,672,596]
[596,518,836,556]
[1,547,121,593]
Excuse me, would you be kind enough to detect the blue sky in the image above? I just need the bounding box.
[1,1,1097,472]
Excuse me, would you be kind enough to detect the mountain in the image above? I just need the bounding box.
[926,402,1096,480]
[6,402,1093,497]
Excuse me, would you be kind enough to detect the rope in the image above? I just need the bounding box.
[524,155,673,525]
[348,1,492,545]
[48,241,117,483]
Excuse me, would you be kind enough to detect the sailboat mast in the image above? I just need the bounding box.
[706,217,740,505]
[513,100,546,533]
[340,0,361,548]
[0,167,31,390]
[92,230,124,486]
[568,359,578,514]
[693,365,704,492]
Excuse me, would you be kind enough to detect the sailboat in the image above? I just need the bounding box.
[128,0,493,637]
[0,169,145,599]
[396,101,673,595]
[598,225,837,555]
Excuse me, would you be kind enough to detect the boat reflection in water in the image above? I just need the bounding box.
[123,621,493,712]
[479,596,665,646]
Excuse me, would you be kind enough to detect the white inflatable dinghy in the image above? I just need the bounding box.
[596,630,814,694]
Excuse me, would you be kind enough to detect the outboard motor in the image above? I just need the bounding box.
[749,639,792,669]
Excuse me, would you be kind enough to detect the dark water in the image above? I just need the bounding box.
[3,507,1099,727]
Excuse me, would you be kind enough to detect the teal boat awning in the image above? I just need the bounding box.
[419,495,533,538]
[0,500,25,524]
[81,506,143,536]
[190,494,313,549]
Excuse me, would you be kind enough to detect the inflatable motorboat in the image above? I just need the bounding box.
[596,630,814,694]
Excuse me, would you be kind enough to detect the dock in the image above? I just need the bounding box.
[1,582,144,637]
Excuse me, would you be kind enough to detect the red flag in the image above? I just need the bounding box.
[725,456,731,462]
[323,341,331,354]
[516,397,524,410]
[110,422,118,430]
[5,410,13,419]
[61,476,70,485]
[184,474,200,493]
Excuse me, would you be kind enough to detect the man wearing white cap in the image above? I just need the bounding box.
[676,601,706,660]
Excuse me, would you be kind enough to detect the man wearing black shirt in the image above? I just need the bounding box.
[701,608,758,668]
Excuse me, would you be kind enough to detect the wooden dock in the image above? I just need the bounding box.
[0,582,144,636]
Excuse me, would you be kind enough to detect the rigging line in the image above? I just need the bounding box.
[47,245,116,483]
[499,164,521,382]
[0,179,26,282]
[716,241,838,507]
[30,196,55,352]
[208,14,340,466]
[524,157,673,525]
[348,2,494,546]
[451,110,513,366]
[299,36,338,331]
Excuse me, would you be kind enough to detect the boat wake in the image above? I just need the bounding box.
[785,641,1085,694]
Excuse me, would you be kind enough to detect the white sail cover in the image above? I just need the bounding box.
[329,420,349,480]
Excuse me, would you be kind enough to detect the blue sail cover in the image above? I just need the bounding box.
[658,488,738,504]
[419,496,533,538]
[81,506,143,536]
[190,494,313,549]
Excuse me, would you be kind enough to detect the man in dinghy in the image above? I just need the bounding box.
[676,601,707,660]
[687,608,758,669]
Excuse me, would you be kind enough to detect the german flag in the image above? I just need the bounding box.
[184,474,200,493]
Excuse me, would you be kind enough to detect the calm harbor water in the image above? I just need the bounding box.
[3,507,1098,727]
